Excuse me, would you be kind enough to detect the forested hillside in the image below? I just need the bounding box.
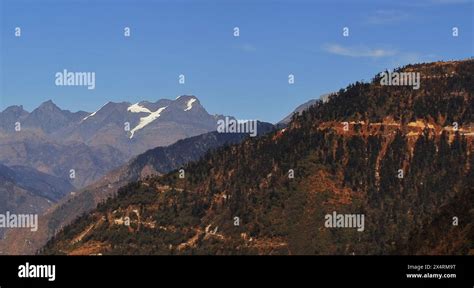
[41,60,474,255]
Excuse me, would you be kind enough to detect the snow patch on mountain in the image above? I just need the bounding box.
[184,98,197,111]
[127,103,152,114]
[130,106,168,139]
[82,103,108,122]
[82,111,97,122]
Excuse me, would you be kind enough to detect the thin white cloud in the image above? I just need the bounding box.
[322,43,438,66]
[367,10,410,24]
[399,0,473,7]
[322,44,396,58]
[430,0,473,4]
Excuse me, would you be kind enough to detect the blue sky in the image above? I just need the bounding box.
[1,0,473,123]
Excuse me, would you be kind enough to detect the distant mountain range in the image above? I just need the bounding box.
[1,95,227,158]
[0,95,229,188]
